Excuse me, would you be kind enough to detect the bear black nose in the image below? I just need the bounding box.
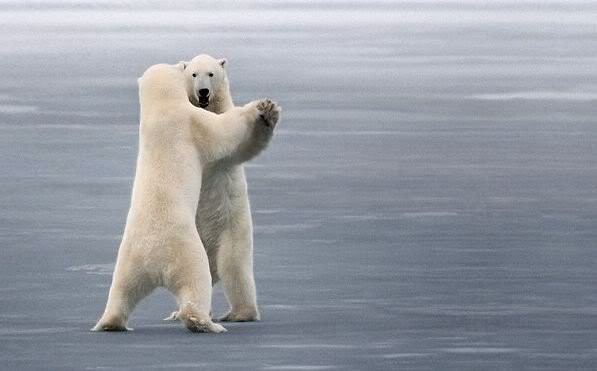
[198,89,210,97]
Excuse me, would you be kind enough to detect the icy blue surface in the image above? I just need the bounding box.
[0,1,596,370]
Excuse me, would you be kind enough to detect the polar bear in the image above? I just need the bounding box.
[92,63,280,333]
[163,54,266,322]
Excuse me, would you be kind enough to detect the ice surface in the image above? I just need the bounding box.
[0,1,596,370]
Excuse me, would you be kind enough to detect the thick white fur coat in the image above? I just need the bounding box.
[177,54,269,322]
[93,62,279,333]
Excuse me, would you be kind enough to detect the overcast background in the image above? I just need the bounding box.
[0,1,596,370]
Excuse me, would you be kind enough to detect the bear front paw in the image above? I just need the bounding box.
[256,99,281,129]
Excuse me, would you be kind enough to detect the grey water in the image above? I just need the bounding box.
[1,1,596,370]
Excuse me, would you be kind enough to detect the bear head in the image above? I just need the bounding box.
[138,63,188,104]
[179,54,227,109]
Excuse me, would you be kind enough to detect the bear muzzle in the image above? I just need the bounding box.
[197,89,210,108]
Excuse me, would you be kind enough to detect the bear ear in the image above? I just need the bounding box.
[218,58,227,68]
[177,61,188,70]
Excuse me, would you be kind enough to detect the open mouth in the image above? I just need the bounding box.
[198,96,209,108]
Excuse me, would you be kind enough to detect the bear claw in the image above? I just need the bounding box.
[163,311,179,321]
[256,99,280,129]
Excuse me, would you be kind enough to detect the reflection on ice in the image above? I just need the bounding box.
[439,347,519,354]
[399,211,459,219]
[472,91,597,101]
[0,104,38,113]
[66,263,114,275]
[254,223,320,234]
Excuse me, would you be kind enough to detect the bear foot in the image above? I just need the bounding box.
[184,316,227,333]
[91,319,132,332]
[91,324,132,332]
[256,99,280,129]
[91,313,132,332]
[219,307,260,322]
[164,310,212,321]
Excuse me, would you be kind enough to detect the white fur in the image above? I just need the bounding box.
[182,56,228,109]
[92,63,279,333]
[173,54,268,322]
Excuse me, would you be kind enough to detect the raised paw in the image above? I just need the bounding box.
[256,99,281,129]
[184,316,227,333]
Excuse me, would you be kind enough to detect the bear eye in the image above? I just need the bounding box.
[208,72,214,77]
[192,73,197,78]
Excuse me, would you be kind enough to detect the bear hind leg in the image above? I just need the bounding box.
[92,270,153,332]
[217,223,260,322]
[167,243,226,333]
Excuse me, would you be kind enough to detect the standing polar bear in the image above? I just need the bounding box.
[93,63,280,333]
[163,54,266,322]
